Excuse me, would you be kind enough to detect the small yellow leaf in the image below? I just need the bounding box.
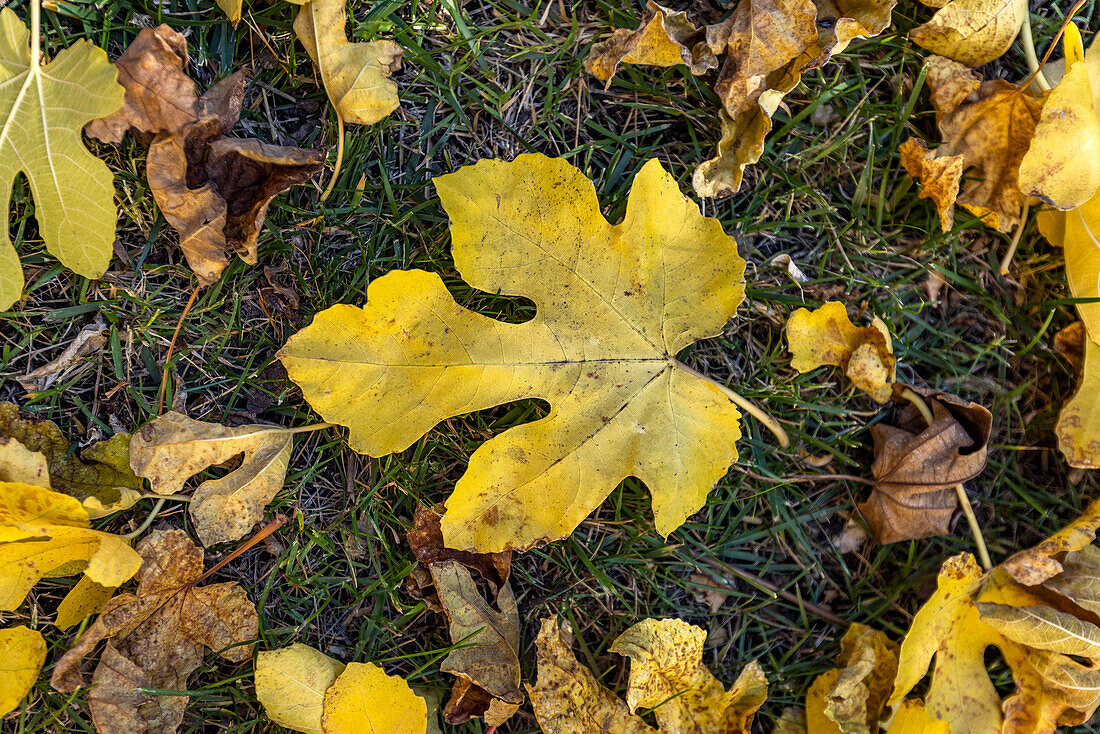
[256,643,346,734]
[321,662,427,734]
[54,575,116,630]
[0,437,50,487]
[216,0,242,24]
[898,137,964,231]
[786,301,895,402]
[886,700,951,734]
[293,0,402,125]
[0,626,46,716]
[910,0,1026,67]
[0,481,141,610]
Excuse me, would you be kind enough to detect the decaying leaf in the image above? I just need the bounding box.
[890,496,1100,734]
[129,411,293,546]
[293,0,402,125]
[584,0,895,197]
[903,56,1043,234]
[910,0,1026,67]
[321,662,428,734]
[280,154,748,553]
[88,25,324,286]
[51,529,258,734]
[528,617,766,734]
[786,301,895,402]
[407,505,521,725]
[0,403,143,517]
[0,7,124,310]
[858,388,992,544]
[898,137,964,231]
[17,318,107,393]
[805,623,899,734]
[256,643,346,734]
[0,626,46,716]
[0,481,141,612]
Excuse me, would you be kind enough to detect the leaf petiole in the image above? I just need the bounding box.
[674,359,790,448]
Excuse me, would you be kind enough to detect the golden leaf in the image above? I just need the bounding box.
[584,2,718,81]
[0,481,141,611]
[0,437,49,487]
[886,701,951,734]
[51,529,258,734]
[1057,336,1100,468]
[805,623,899,734]
[321,662,427,734]
[216,0,242,24]
[910,0,1026,67]
[0,626,46,716]
[280,154,747,552]
[294,0,402,125]
[785,301,895,402]
[130,412,293,546]
[0,7,124,309]
[54,575,116,630]
[898,137,964,231]
[256,644,346,734]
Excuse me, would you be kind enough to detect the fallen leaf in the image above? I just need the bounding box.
[130,411,293,546]
[0,402,143,516]
[88,25,324,286]
[321,662,427,734]
[583,2,718,81]
[891,497,1100,734]
[910,0,1026,67]
[51,529,258,734]
[0,626,46,716]
[406,505,521,725]
[294,0,402,125]
[805,623,899,734]
[689,572,731,613]
[17,318,107,393]
[280,154,747,553]
[1057,335,1100,468]
[904,56,1043,234]
[898,138,964,231]
[0,7,124,310]
[0,437,49,486]
[858,388,992,544]
[886,700,951,733]
[54,575,116,630]
[0,481,141,612]
[786,301,896,402]
[610,618,768,733]
[256,643,346,734]
[1053,321,1086,374]
[216,0,242,24]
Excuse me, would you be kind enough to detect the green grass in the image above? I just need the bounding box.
[2,0,1099,732]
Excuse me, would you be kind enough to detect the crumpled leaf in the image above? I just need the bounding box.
[786,301,895,402]
[256,643,346,734]
[294,0,402,125]
[129,411,293,546]
[51,529,258,734]
[0,626,46,716]
[903,56,1043,234]
[898,138,964,231]
[890,496,1100,734]
[17,318,107,393]
[858,388,992,544]
[528,617,765,734]
[88,25,324,286]
[0,7,124,310]
[584,0,895,197]
[280,154,747,553]
[0,403,143,517]
[910,0,1026,67]
[0,481,141,612]
[805,623,899,734]
[406,505,521,726]
[321,663,427,734]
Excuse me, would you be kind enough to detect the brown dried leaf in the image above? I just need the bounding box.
[51,529,258,734]
[898,137,964,232]
[88,25,324,286]
[858,388,992,544]
[1054,321,1086,375]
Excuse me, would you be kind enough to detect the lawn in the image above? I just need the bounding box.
[1,0,1097,731]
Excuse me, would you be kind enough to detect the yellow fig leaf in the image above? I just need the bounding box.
[54,575,116,630]
[909,0,1026,66]
[0,7,124,310]
[0,481,141,610]
[321,662,427,734]
[805,623,899,734]
[886,701,951,734]
[293,0,402,125]
[279,154,747,553]
[1057,335,1100,468]
[256,643,346,734]
[0,625,46,716]
[609,618,767,733]
[130,412,293,546]
[1018,24,1100,211]
[786,301,895,402]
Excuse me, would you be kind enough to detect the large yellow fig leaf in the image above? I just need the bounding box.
[890,497,1100,734]
[0,481,141,612]
[280,154,746,553]
[910,0,1026,67]
[0,8,124,310]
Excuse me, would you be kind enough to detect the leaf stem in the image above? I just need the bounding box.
[156,285,200,416]
[898,387,992,570]
[288,422,334,434]
[1000,201,1030,275]
[30,0,40,67]
[123,498,166,540]
[320,114,344,202]
[1020,11,1051,92]
[674,359,789,448]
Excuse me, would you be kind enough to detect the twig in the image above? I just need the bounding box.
[156,285,201,416]
[738,467,876,485]
[196,514,288,583]
[288,422,335,434]
[320,115,345,202]
[1000,201,1030,275]
[674,359,790,448]
[1021,0,1089,92]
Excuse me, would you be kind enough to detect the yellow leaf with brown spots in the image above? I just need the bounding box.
[910,0,1026,66]
[256,643,346,734]
[805,623,899,734]
[899,137,964,231]
[785,301,895,402]
[0,626,46,716]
